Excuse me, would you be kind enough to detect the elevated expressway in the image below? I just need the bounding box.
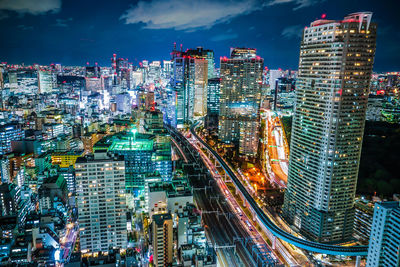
[190,122,368,257]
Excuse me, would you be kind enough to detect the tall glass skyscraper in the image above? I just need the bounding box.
[283,12,377,243]
[218,48,263,156]
[171,46,214,127]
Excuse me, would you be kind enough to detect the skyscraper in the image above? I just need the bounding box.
[218,48,263,156]
[186,47,215,79]
[205,78,221,131]
[207,78,221,115]
[172,46,213,127]
[283,12,377,243]
[171,52,192,126]
[366,201,400,267]
[75,151,127,253]
[193,58,208,117]
[152,213,173,267]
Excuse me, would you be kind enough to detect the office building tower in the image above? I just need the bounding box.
[218,48,263,156]
[116,58,129,73]
[206,78,221,115]
[0,157,10,183]
[3,69,38,95]
[152,213,173,267]
[85,66,100,78]
[366,201,400,267]
[283,12,377,243]
[38,70,56,94]
[108,132,155,197]
[172,54,195,125]
[0,123,25,155]
[186,47,215,79]
[0,183,18,216]
[75,151,127,253]
[172,46,214,126]
[205,78,220,131]
[163,60,174,79]
[148,61,162,83]
[193,59,208,117]
[172,54,187,126]
[42,123,64,139]
[269,69,284,91]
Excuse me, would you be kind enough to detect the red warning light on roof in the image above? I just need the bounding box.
[377,90,385,95]
[321,13,327,19]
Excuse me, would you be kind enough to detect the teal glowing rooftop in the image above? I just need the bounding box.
[109,139,154,151]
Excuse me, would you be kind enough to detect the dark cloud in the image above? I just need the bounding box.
[266,0,324,10]
[0,0,61,15]
[120,0,263,31]
[281,25,303,39]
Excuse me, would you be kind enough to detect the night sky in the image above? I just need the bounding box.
[0,0,399,71]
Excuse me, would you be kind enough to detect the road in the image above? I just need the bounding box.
[61,222,79,263]
[189,122,369,256]
[167,125,277,267]
[191,136,281,265]
[263,110,288,187]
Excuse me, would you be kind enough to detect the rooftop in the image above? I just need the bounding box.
[152,213,172,225]
[109,139,154,151]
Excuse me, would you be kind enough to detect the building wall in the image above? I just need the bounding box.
[366,201,400,267]
[193,59,208,117]
[75,155,127,253]
[152,213,173,267]
[283,12,377,243]
[218,52,263,156]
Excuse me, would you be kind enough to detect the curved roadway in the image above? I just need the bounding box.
[190,122,368,256]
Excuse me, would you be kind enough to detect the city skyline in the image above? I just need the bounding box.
[0,0,399,71]
[0,2,399,266]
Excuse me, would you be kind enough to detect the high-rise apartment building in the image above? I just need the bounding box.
[218,48,263,156]
[353,199,374,242]
[75,151,127,253]
[283,12,377,243]
[152,213,173,267]
[366,201,400,267]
